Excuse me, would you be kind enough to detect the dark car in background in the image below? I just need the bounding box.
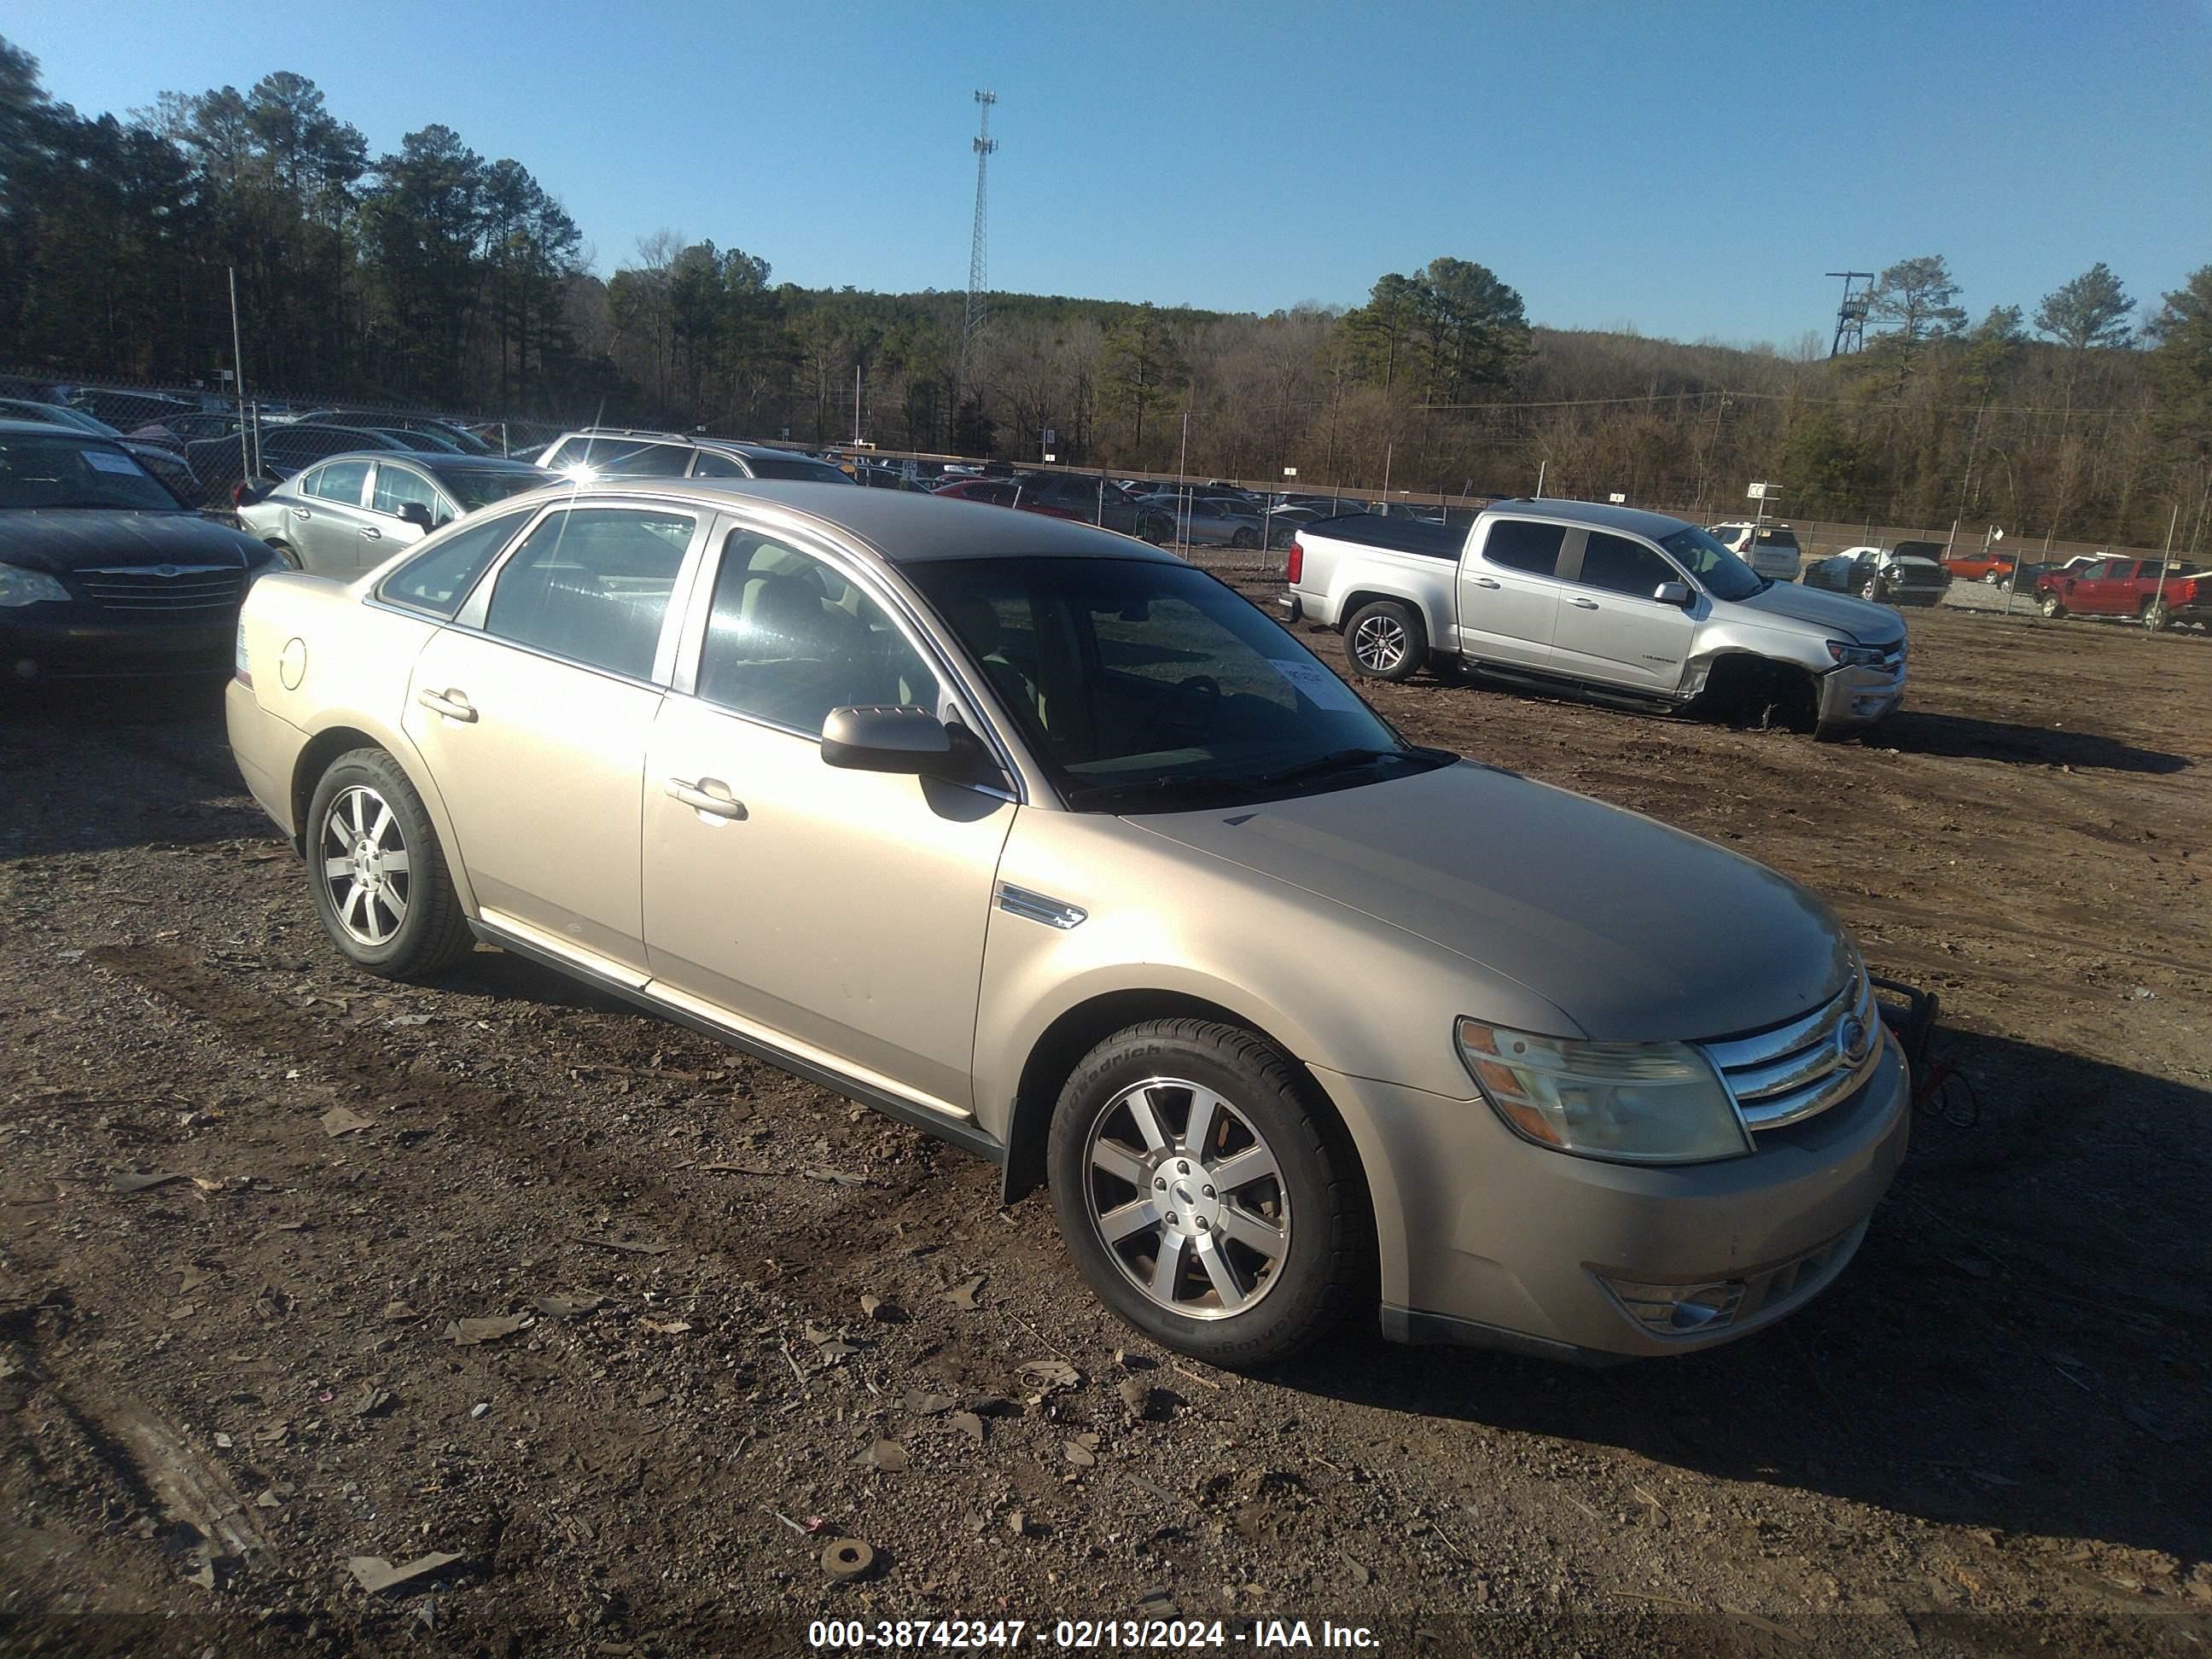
[184,423,416,507]
[236,453,556,576]
[537,428,853,486]
[291,410,495,456]
[0,420,280,684]
[1010,470,1174,540]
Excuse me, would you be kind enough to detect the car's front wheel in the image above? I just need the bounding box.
[1860,577,1883,602]
[1047,1020,1369,1367]
[306,749,475,980]
[2040,591,2065,620]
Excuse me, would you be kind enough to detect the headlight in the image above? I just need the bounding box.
[0,564,71,608]
[1825,639,1888,668]
[1455,1019,1749,1165]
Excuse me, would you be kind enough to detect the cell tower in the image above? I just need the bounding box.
[1827,271,1874,357]
[963,90,998,380]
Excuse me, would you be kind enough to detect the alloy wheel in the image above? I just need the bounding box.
[320,785,412,947]
[1081,1077,1291,1319]
[1352,614,1408,673]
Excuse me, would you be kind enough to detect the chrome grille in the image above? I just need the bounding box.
[1700,968,1883,1133]
[75,564,242,613]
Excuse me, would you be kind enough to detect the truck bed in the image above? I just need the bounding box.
[1297,513,1464,562]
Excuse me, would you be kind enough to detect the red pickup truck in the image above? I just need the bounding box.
[2035,557,2209,632]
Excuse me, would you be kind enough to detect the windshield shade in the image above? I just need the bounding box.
[1660,526,1765,601]
[0,433,179,511]
[906,556,1410,804]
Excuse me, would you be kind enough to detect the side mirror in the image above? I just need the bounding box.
[398,501,434,531]
[821,706,989,783]
[1653,580,1693,607]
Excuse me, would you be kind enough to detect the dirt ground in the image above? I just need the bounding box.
[2,588,2209,1656]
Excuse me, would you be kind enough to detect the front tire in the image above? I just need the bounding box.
[1860,578,1883,602]
[2040,591,2065,620]
[1342,598,1427,681]
[1046,1020,1369,1367]
[306,749,475,980]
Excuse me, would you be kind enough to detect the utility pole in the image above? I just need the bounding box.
[2151,501,2180,627]
[961,91,998,393]
[228,266,256,486]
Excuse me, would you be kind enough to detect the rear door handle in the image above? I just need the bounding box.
[1471,576,1502,589]
[667,777,746,820]
[359,527,381,541]
[1569,597,1600,609]
[416,688,477,723]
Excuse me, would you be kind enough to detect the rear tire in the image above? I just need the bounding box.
[305,749,475,981]
[2143,598,2171,633]
[1046,1019,1370,1368]
[266,541,302,571]
[1231,527,1259,550]
[1342,598,1427,681]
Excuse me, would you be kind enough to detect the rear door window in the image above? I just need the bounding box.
[1481,519,1568,577]
[690,448,749,479]
[309,459,371,505]
[482,507,694,680]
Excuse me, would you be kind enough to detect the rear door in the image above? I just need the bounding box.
[1547,529,1697,694]
[402,502,705,973]
[290,458,375,576]
[1455,516,1567,671]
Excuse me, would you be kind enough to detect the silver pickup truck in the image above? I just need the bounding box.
[1283,498,1907,737]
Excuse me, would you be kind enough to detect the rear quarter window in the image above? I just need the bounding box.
[376,510,533,617]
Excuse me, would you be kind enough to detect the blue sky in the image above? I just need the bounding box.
[5,1,2206,346]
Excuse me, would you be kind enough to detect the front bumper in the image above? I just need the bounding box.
[3,608,235,681]
[1313,1034,1912,1362]
[1817,660,1906,729]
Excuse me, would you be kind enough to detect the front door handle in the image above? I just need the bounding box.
[416,687,477,723]
[359,526,382,541]
[292,506,313,521]
[1471,576,1502,589]
[1569,597,1600,610]
[667,777,746,820]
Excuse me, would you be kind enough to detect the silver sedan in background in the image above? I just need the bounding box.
[237,453,557,576]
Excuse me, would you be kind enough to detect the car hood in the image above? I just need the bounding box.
[1134,760,1854,1044]
[0,510,266,574]
[1731,579,1905,644]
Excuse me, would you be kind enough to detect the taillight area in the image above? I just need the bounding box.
[1286,536,1304,585]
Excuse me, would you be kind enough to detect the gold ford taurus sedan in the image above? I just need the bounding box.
[227,480,1911,1366]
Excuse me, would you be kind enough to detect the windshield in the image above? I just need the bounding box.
[437,469,550,511]
[0,433,180,511]
[906,556,1445,810]
[1659,526,1765,601]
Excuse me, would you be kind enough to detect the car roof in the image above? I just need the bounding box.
[0,417,125,442]
[496,477,1180,566]
[1491,498,1695,538]
[418,455,552,476]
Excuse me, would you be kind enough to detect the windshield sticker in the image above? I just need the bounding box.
[82,449,148,474]
[1267,657,1364,713]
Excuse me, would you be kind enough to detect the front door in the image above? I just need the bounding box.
[401,502,702,971]
[642,526,1013,1115]
[1456,516,1569,671]
[1547,529,1697,694]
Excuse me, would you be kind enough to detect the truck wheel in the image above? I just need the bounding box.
[1343,599,1427,681]
[1046,1019,1370,1368]
[2142,598,2171,632]
[2040,591,2064,620]
[1859,578,1883,602]
[306,749,475,981]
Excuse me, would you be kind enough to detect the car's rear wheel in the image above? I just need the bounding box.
[265,541,301,570]
[2040,591,2065,620]
[1047,1019,1368,1367]
[1982,569,2002,585]
[306,749,474,980]
[1342,598,1426,680]
[2142,598,2171,632]
[1231,527,1259,550]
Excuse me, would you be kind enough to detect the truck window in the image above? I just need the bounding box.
[1579,533,1676,599]
[1481,520,1567,576]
